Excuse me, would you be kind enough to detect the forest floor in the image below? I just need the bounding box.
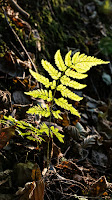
[0,0,112,199]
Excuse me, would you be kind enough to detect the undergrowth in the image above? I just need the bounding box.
[1,49,109,166]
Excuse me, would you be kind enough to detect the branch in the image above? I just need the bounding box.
[3,8,37,72]
[8,0,30,19]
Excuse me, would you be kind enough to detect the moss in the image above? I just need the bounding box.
[0,0,90,66]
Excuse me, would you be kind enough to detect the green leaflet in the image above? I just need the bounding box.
[65,69,88,79]
[65,50,72,67]
[25,89,53,102]
[55,50,67,71]
[50,126,64,143]
[29,69,51,88]
[39,123,50,137]
[26,104,50,118]
[54,98,80,117]
[52,110,63,119]
[72,52,109,73]
[39,123,64,142]
[60,75,86,89]
[57,84,83,101]
[51,80,56,90]
[41,60,61,80]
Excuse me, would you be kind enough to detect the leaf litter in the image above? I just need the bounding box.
[0,0,112,199]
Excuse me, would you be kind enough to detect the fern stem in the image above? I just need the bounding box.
[47,140,50,167]
[47,101,53,168]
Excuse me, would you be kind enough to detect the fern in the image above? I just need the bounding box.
[71,52,109,73]
[54,97,80,117]
[25,89,53,102]
[60,75,87,89]
[29,70,51,88]
[56,85,83,101]
[27,104,51,117]
[54,50,67,71]
[1,50,109,155]
[65,69,88,79]
[41,60,61,80]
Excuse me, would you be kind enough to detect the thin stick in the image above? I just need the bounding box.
[3,8,37,72]
[8,0,30,19]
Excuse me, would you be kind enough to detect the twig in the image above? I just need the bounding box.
[63,146,71,157]
[55,173,87,191]
[7,0,30,19]
[3,7,37,72]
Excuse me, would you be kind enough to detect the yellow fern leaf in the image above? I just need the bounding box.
[72,52,109,73]
[54,97,80,117]
[65,50,72,67]
[29,69,51,88]
[57,84,83,101]
[65,69,88,79]
[55,50,67,71]
[60,75,86,89]
[41,60,61,80]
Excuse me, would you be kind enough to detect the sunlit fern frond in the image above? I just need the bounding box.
[52,110,63,119]
[50,126,64,143]
[65,50,72,67]
[29,69,51,88]
[54,97,80,117]
[39,123,50,137]
[65,68,88,79]
[71,52,109,73]
[41,60,61,80]
[26,104,50,118]
[50,80,56,90]
[56,84,83,101]
[25,89,53,102]
[60,75,86,89]
[54,50,67,71]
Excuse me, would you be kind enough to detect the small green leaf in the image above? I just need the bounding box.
[41,60,61,80]
[55,50,67,71]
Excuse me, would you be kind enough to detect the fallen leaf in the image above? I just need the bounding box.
[58,111,70,126]
[16,164,44,200]
[89,176,108,196]
[0,125,16,149]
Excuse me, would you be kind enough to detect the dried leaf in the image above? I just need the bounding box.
[81,135,98,149]
[58,111,70,126]
[65,125,81,141]
[0,125,16,149]
[16,164,44,200]
[31,164,42,181]
[75,122,87,136]
[12,17,31,34]
[89,176,108,196]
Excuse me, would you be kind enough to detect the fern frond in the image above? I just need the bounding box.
[60,75,86,89]
[72,52,109,73]
[39,123,50,137]
[4,116,35,131]
[47,90,53,102]
[26,104,50,118]
[52,110,63,119]
[54,97,80,117]
[57,84,83,101]
[51,80,56,90]
[41,60,61,80]
[26,136,43,143]
[29,69,51,88]
[25,89,53,102]
[50,126,64,143]
[55,50,67,71]
[65,50,72,67]
[65,69,88,79]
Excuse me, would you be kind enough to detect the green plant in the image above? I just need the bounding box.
[1,50,109,166]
